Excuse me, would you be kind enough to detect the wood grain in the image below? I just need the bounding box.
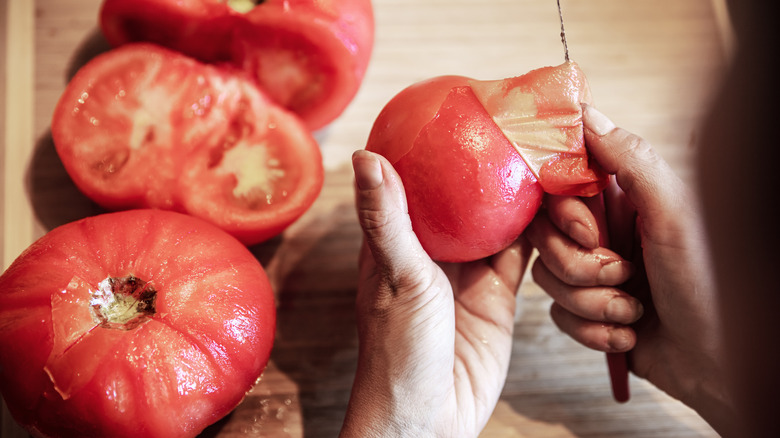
[2,0,730,436]
[2,0,35,270]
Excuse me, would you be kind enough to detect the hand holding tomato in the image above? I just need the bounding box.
[366,62,607,262]
[526,105,732,433]
[0,209,276,438]
[341,151,532,437]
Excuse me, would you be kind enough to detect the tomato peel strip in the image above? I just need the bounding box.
[469,61,606,197]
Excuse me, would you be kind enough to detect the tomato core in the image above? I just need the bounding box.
[89,275,156,330]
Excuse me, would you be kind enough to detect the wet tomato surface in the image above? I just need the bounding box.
[0,209,276,438]
[367,62,607,262]
[99,0,375,130]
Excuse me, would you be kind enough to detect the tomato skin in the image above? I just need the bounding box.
[402,87,544,262]
[366,62,606,262]
[99,0,233,62]
[369,81,543,262]
[0,209,276,438]
[99,0,375,130]
[367,75,473,164]
[52,43,324,246]
[469,62,606,196]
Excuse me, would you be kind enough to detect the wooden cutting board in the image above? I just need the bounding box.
[2,0,731,436]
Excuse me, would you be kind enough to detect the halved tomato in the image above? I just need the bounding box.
[366,62,607,262]
[99,0,375,130]
[52,43,324,246]
[0,209,275,438]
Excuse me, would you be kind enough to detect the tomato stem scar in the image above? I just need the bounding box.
[89,275,157,330]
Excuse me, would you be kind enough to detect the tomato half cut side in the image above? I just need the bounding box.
[178,79,325,246]
[52,43,324,245]
[51,44,207,210]
[0,209,276,438]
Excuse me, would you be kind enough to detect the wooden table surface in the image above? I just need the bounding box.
[1,0,732,436]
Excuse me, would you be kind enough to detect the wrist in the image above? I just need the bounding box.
[675,364,739,437]
[339,379,434,438]
[339,344,439,438]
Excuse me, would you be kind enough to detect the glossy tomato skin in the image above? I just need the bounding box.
[369,79,544,262]
[52,43,323,246]
[366,62,606,262]
[0,209,275,438]
[99,0,375,130]
[100,0,234,62]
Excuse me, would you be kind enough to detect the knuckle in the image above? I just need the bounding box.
[614,131,663,192]
[357,205,395,234]
[534,245,597,288]
[380,263,427,297]
[559,255,586,285]
[620,134,656,167]
[366,263,441,319]
[622,132,655,160]
[530,257,549,284]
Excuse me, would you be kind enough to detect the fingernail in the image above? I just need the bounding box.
[569,220,599,249]
[596,259,633,286]
[606,296,644,324]
[353,150,384,190]
[607,328,633,352]
[584,105,616,136]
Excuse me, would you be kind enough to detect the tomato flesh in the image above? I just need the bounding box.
[99,0,375,130]
[366,62,607,262]
[52,43,324,246]
[0,210,276,438]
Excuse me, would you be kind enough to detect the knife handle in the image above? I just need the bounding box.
[585,182,632,403]
[607,352,630,402]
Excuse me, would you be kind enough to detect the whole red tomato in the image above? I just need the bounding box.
[52,43,324,246]
[366,62,607,262]
[99,0,375,130]
[0,209,276,438]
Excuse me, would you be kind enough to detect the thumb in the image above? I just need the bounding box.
[352,150,432,287]
[582,105,690,231]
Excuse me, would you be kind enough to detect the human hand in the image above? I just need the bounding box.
[340,150,532,438]
[526,105,735,433]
